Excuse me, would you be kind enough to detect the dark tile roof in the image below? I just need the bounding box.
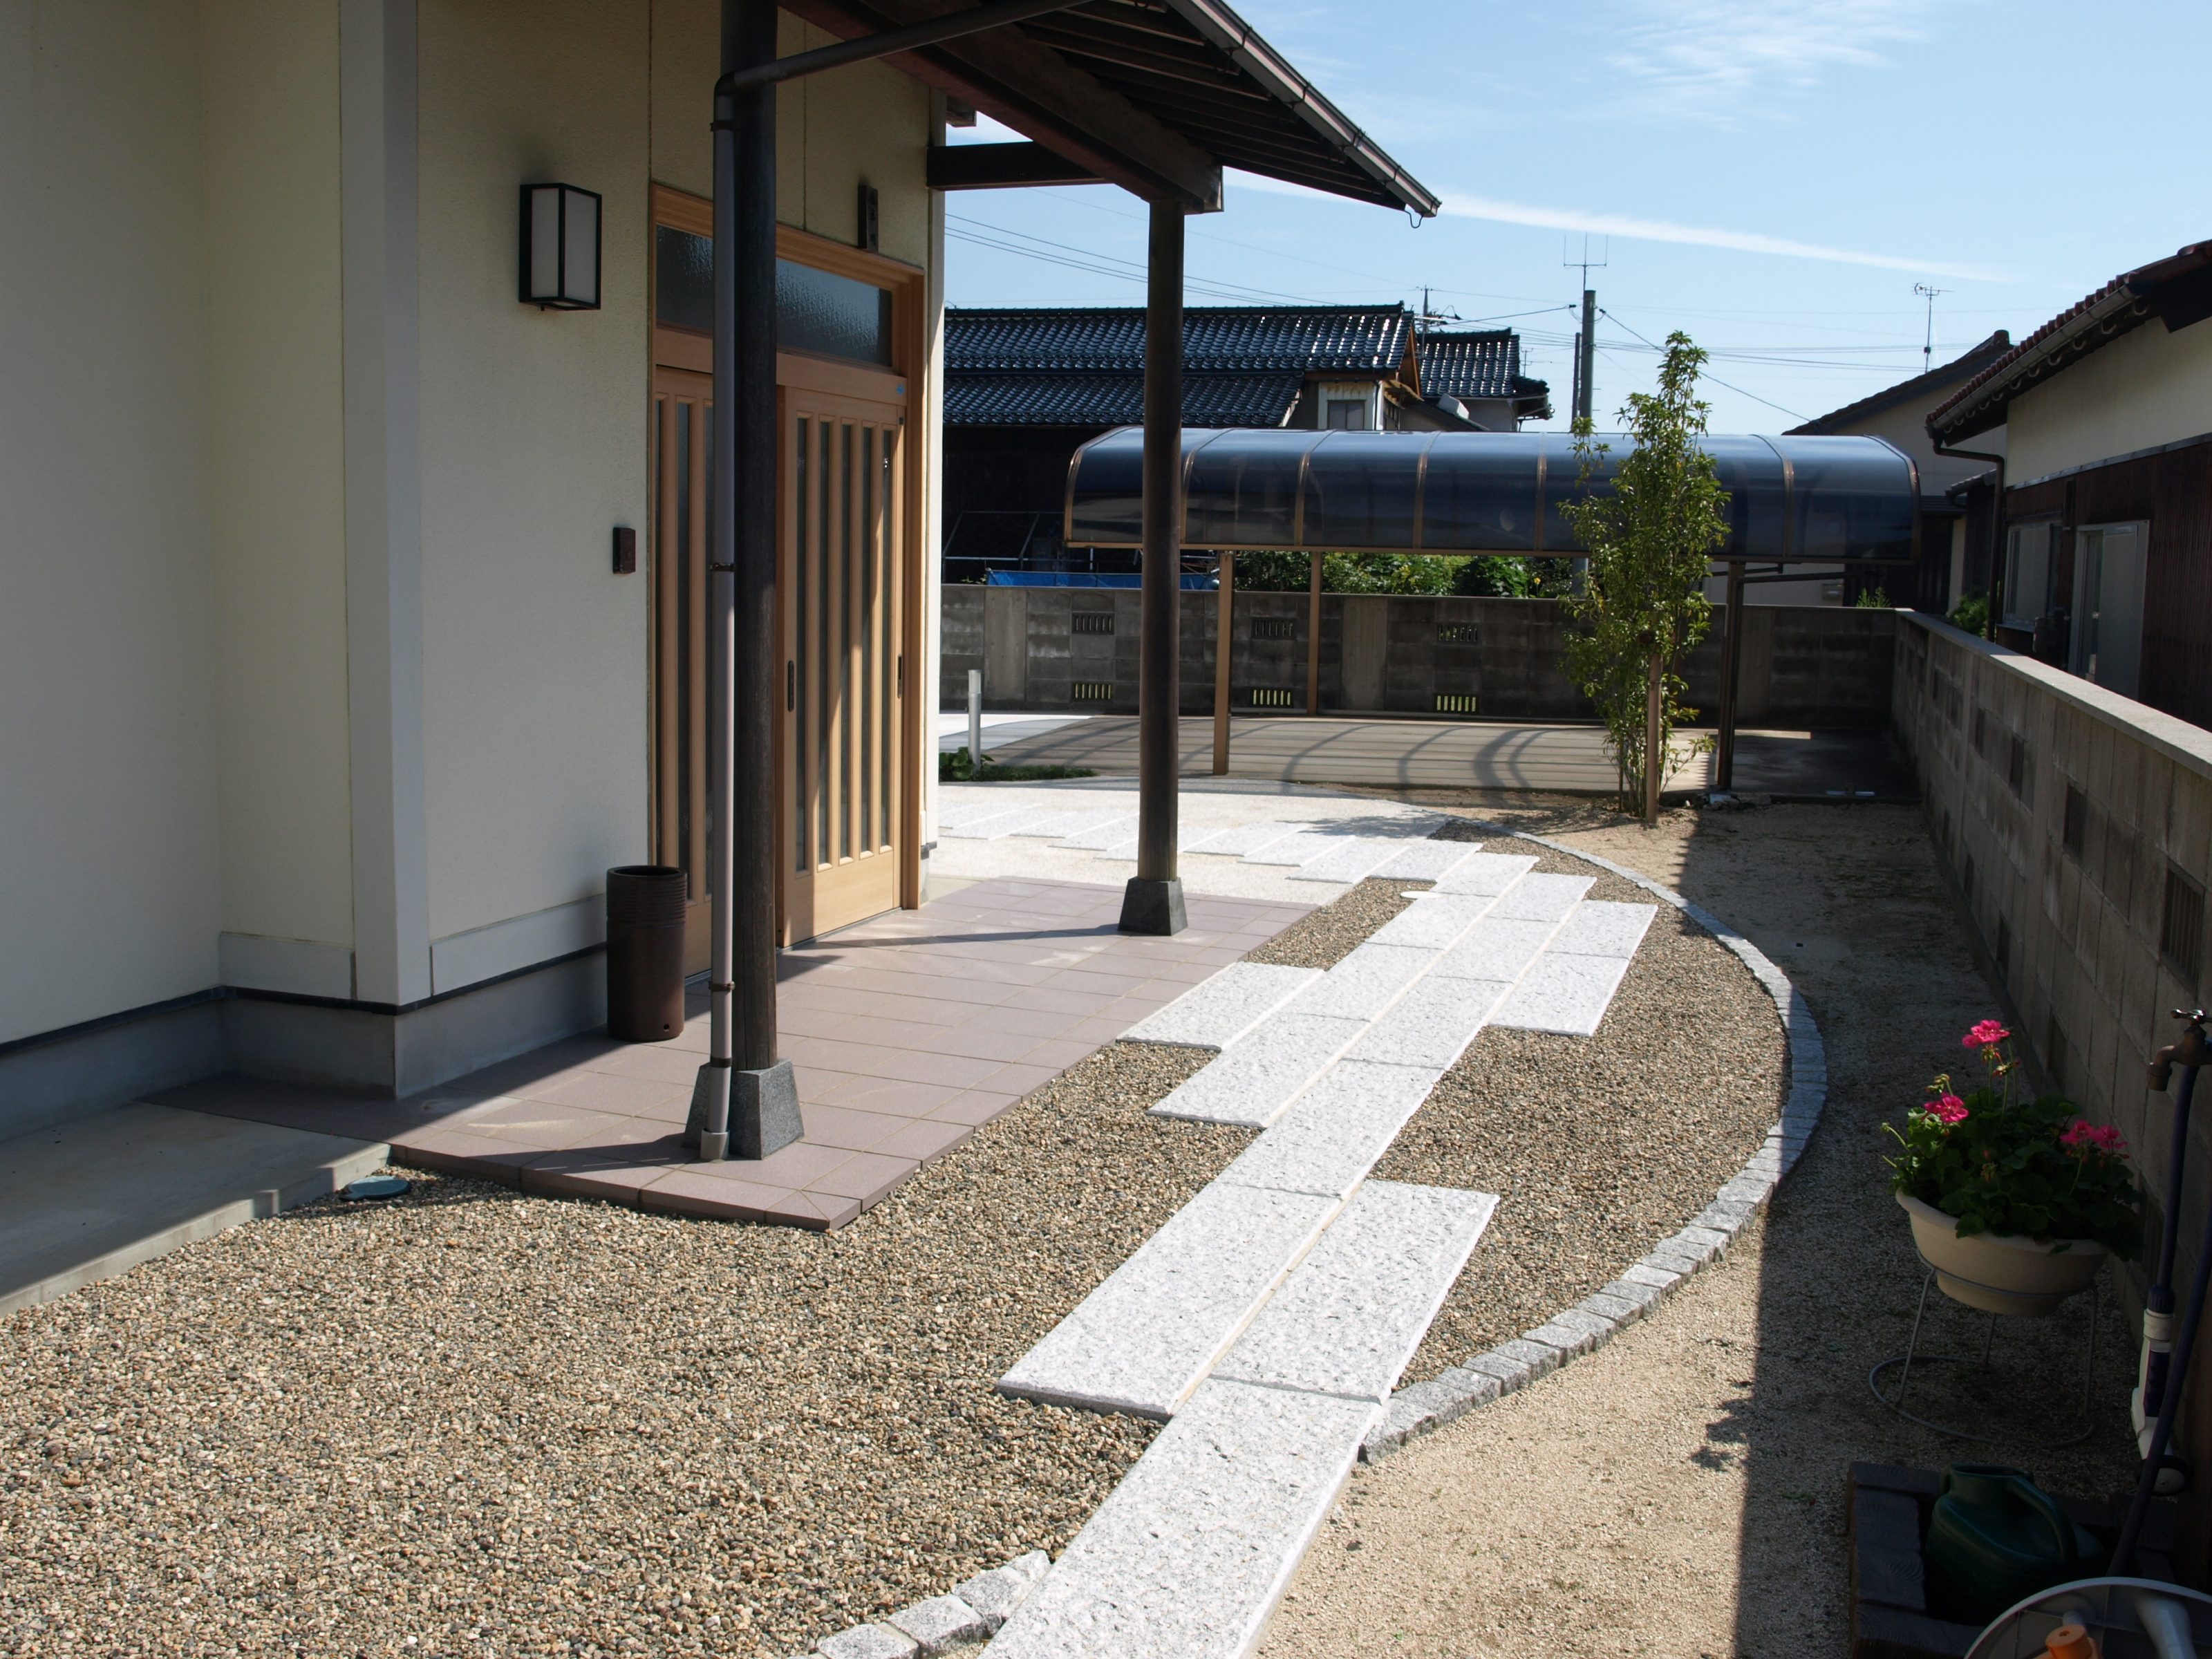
[1929,240,2212,442]
[948,305,1412,375]
[1416,330,1521,401]
[1785,330,2012,435]
[943,372,1304,429]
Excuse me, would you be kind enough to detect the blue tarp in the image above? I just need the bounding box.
[984,570,1217,589]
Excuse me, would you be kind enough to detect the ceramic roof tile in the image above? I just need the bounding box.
[944,372,1304,428]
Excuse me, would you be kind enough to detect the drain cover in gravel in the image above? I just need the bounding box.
[344,1176,411,1200]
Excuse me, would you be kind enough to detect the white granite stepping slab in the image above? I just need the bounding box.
[1280,942,1438,1023]
[1340,976,1515,1071]
[939,807,1045,838]
[1053,814,1141,849]
[1485,871,1594,921]
[1429,852,1540,894]
[1370,840,1483,882]
[1015,806,1136,842]
[1148,1012,1369,1127]
[983,1379,1378,1659]
[1213,1060,1444,1201]
[995,1184,1342,1419]
[1548,899,1658,958]
[950,805,1088,841]
[1490,951,1635,1038]
[1121,963,1322,1051]
[1212,1181,1499,1404]
[1240,830,1364,868]
[1428,917,1565,983]
[1094,823,1249,861]
[1367,893,1497,950]
[1182,821,1302,858]
[1286,838,1406,885]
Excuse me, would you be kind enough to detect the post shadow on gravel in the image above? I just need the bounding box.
[1611,804,2151,1657]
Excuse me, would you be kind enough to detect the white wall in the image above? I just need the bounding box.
[204,0,357,977]
[0,1,223,1044]
[416,0,653,953]
[2007,319,2212,484]
[650,0,932,262]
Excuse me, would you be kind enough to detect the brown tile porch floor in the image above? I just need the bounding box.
[156,877,1307,1230]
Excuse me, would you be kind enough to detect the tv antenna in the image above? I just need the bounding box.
[1915,283,1948,370]
[1564,234,1609,289]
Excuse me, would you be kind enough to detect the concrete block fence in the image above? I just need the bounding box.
[1891,610,2212,1570]
[940,587,1895,729]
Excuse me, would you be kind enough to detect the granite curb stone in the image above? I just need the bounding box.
[810,1551,1049,1658]
[888,1595,993,1654]
[1356,823,1828,1465]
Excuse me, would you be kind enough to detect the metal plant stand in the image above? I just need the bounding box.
[1868,1264,2102,1449]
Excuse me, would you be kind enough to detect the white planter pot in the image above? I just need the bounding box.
[1897,1192,2108,1317]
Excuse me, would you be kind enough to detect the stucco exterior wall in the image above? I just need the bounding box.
[2008,320,2212,484]
[649,0,932,264]
[203,0,357,964]
[0,0,223,1045]
[415,0,653,952]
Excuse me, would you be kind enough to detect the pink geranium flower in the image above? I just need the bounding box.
[1927,1094,1969,1125]
[2061,1119,2126,1156]
[1963,1020,2012,1049]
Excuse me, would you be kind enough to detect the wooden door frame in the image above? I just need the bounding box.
[648,182,930,927]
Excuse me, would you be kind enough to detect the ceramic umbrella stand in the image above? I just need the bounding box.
[1871,1197,2108,1450]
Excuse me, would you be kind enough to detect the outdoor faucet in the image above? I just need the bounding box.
[2148,1009,2211,1091]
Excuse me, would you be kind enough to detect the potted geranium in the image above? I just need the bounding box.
[1886,1020,2144,1316]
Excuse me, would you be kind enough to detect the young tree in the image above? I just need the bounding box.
[1558,333,1730,822]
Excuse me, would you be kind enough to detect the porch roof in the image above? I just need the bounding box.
[782,0,1438,214]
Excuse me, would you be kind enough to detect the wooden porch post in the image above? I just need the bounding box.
[1121,198,1186,935]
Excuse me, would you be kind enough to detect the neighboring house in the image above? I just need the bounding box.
[941,305,1546,574]
[1927,239,2212,727]
[1781,330,2012,612]
[1416,330,1554,432]
[0,0,1428,1137]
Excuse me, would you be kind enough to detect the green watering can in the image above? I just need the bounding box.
[1924,1463,2109,1626]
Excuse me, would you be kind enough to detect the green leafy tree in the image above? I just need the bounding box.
[1557,332,1729,821]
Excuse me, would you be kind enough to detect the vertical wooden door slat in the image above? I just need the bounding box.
[685,400,710,892]
[655,395,679,868]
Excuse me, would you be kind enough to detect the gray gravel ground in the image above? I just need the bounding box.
[0,1043,1246,1659]
[1379,849,1786,1382]
[1244,877,1428,970]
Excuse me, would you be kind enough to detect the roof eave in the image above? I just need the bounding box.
[1929,290,2153,444]
[1156,0,1441,216]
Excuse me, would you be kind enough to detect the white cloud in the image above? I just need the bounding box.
[1224,171,2000,281]
[1602,0,1940,122]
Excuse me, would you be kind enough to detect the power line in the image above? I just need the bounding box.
[1597,308,1811,422]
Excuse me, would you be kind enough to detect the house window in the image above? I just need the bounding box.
[2071,521,2149,697]
[2002,521,2056,629]
[1325,399,1369,430]
[653,225,894,366]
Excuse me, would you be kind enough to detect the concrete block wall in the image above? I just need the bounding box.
[1892,610,2212,1573]
[942,588,1895,729]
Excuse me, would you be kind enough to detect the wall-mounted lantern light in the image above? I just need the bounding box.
[520,182,601,310]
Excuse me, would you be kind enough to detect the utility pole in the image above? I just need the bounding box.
[1915,283,1947,371]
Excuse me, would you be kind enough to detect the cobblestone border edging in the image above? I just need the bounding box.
[1359,825,1826,1463]
[808,1550,1049,1657]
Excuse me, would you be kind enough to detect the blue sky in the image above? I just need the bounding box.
[942,0,2212,433]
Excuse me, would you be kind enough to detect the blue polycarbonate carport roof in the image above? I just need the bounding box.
[1062,429,1920,564]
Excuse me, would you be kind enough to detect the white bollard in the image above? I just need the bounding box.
[968,668,983,776]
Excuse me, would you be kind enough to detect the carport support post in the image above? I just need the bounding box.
[1715,559,1746,791]
[1120,198,1186,936]
[688,0,801,1161]
[1212,550,1233,774]
[1306,552,1322,712]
